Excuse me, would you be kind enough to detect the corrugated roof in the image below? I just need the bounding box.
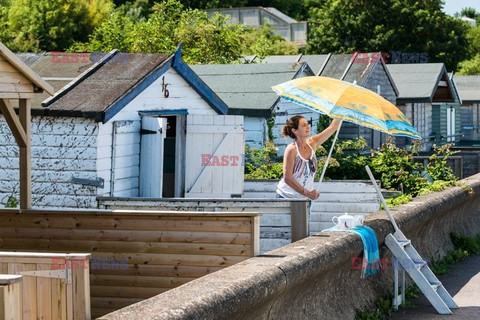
[298,55,329,75]
[258,55,301,64]
[190,63,304,112]
[386,63,444,100]
[44,52,170,116]
[454,75,480,103]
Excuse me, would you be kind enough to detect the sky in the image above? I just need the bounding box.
[443,0,480,16]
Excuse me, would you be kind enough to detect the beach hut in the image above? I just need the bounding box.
[387,63,461,151]
[453,75,480,143]
[0,47,243,208]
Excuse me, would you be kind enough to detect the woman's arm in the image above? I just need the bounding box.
[308,119,342,149]
[283,145,319,200]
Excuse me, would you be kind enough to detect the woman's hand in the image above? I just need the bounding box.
[305,189,319,200]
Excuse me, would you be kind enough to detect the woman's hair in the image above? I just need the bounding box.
[282,115,305,139]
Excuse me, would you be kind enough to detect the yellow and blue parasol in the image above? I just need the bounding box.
[272,76,421,140]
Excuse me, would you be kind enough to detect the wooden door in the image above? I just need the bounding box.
[446,105,455,143]
[185,115,244,198]
[139,116,167,197]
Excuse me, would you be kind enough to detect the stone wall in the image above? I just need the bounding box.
[99,173,480,320]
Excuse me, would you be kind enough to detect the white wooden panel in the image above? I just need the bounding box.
[139,117,166,197]
[108,69,216,123]
[185,115,244,197]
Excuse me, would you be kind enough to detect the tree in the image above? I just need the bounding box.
[1,0,112,52]
[71,0,299,63]
[306,0,469,71]
[457,25,480,75]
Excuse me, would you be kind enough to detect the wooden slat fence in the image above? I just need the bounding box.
[0,252,90,320]
[97,198,309,254]
[0,209,260,319]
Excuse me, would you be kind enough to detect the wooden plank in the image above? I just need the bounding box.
[19,98,31,209]
[0,83,34,93]
[0,228,253,245]
[69,255,91,320]
[251,216,260,256]
[51,277,67,320]
[90,274,196,288]
[91,285,168,299]
[0,239,253,256]
[0,71,31,84]
[90,297,142,310]
[0,215,253,232]
[8,263,36,320]
[87,252,247,267]
[0,60,18,72]
[90,264,223,278]
[0,99,27,148]
[291,201,308,242]
[36,263,52,320]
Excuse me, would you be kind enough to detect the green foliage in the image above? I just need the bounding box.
[71,0,297,63]
[306,0,469,71]
[385,193,412,208]
[244,141,283,179]
[315,137,370,180]
[431,233,480,275]
[1,0,112,51]
[457,25,480,75]
[5,197,17,208]
[370,138,427,195]
[425,144,459,181]
[241,24,299,59]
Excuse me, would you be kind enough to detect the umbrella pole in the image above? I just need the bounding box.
[317,120,343,189]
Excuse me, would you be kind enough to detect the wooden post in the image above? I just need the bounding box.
[0,275,23,320]
[291,201,309,242]
[19,99,32,209]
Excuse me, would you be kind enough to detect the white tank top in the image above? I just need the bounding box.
[276,141,317,198]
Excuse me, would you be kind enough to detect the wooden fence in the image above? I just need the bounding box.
[97,198,309,254]
[0,209,260,318]
[0,252,90,320]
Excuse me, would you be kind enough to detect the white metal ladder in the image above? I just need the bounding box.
[365,165,458,314]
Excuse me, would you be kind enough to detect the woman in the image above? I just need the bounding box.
[276,115,341,200]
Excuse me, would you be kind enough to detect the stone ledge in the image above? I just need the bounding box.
[100,174,480,320]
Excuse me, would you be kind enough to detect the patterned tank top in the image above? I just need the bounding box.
[276,141,317,198]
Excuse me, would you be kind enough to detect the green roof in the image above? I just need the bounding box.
[453,75,480,103]
[190,63,306,113]
[386,63,445,101]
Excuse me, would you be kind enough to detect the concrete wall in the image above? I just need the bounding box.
[99,173,480,320]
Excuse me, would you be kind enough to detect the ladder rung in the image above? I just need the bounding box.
[415,260,427,269]
[430,281,441,290]
[397,239,411,247]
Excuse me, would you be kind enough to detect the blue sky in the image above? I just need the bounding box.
[443,0,480,16]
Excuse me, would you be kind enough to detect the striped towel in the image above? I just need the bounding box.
[321,225,380,278]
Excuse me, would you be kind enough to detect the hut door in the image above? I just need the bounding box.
[139,116,167,197]
[446,106,455,143]
[184,115,244,198]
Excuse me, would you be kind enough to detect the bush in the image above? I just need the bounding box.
[244,141,283,179]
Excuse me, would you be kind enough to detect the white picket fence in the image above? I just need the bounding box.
[243,180,381,233]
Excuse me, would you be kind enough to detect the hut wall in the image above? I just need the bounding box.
[461,103,480,141]
[0,115,100,208]
[244,116,267,148]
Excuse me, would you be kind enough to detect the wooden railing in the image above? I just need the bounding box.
[0,208,260,318]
